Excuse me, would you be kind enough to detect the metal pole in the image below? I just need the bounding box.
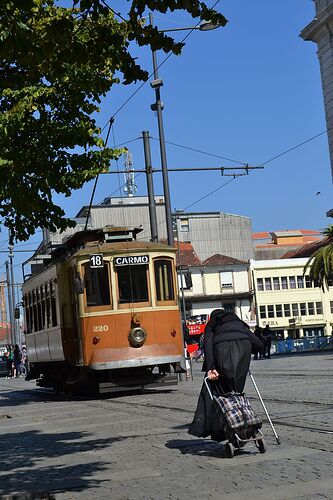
[5,260,14,345]
[248,370,281,444]
[149,13,174,247]
[175,217,186,321]
[9,245,16,345]
[142,131,158,242]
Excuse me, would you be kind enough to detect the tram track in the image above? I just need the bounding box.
[2,381,333,437]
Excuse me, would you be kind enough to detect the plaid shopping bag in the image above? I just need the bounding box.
[213,392,262,438]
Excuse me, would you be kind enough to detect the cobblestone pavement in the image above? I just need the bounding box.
[0,353,332,499]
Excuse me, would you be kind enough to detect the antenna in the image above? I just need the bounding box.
[123,150,138,197]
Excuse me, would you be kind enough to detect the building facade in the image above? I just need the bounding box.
[178,251,253,323]
[43,197,254,262]
[301,0,333,181]
[251,258,333,338]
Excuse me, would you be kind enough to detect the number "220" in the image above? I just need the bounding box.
[93,325,109,332]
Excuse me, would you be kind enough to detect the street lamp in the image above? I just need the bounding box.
[149,14,223,246]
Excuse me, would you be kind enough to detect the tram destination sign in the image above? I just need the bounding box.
[114,255,149,266]
[89,254,104,269]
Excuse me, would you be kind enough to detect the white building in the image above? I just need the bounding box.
[251,258,333,338]
[177,244,253,323]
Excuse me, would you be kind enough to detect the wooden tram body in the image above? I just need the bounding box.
[22,227,184,393]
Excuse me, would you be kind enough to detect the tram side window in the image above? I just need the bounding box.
[45,282,51,328]
[84,263,111,307]
[32,290,38,332]
[154,259,175,302]
[117,265,149,303]
[51,281,58,327]
[24,294,32,334]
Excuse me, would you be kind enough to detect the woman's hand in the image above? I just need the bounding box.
[207,369,219,380]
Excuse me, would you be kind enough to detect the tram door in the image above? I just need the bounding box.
[67,267,83,364]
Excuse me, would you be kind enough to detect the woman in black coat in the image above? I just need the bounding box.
[188,309,262,441]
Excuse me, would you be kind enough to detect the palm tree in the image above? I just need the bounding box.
[303,225,333,290]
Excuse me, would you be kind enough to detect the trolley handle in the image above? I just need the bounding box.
[204,376,214,400]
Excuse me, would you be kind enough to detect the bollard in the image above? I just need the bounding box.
[185,355,191,381]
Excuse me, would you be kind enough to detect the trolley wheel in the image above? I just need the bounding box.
[225,442,235,459]
[257,438,266,454]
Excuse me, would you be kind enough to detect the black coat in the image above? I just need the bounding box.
[189,310,261,441]
[203,311,262,372]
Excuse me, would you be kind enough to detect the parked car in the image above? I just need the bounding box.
[0,355,8,377]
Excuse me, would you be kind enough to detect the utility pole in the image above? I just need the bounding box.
[175,214,187,321]
[142,131,158,242]
[5,261,14,345]
[9,243,16,345]
[149,13,174,247]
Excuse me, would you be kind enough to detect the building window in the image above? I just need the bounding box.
[297,276,304,288]
[281,277,288,289]
[300,303,307,316]
[316,302,323,315]
[275,304,283,317]
[180,218,189,232]
[330,301,333,314]
[223,303,235,313]
[283,304,291,317]
[289,276,296,289]
[305,275,312,288]
[257,278,264,291]
[265,278,272,291]
[308,302,315,315]
[292,303,299,317]
[267,305,274,318]
[259,305,266,318]
[273,277,280,290]
[178,269,192,290]
[220,271,233,289]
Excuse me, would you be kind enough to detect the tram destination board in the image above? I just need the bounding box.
[114,255,149,266]
[89,254,104,268]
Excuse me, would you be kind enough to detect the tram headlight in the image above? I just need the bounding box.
[128,327,147,348]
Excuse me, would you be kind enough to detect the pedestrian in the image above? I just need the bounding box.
[13,344,22,377]
[188,309,263,441]
[21,346,27,376]
[262,325,272,359]
[253,325,264,360]
[194,333,204,362]
[4,345,13,378]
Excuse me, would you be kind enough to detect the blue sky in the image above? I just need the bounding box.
[1,1,332,277]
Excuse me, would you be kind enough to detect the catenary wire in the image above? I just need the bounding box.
[150,136,247,165]
[258,128,330,167]
[101,0,222,132]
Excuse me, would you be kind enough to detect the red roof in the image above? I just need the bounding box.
[203,254,247,266]
[281,236,333,258]
[175,241,201,267]
[252,229,322,240]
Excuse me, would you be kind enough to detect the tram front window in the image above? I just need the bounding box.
[84,264,111,307]
[117,265,149,303]
[154,259,175,302]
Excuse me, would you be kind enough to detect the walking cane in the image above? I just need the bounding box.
[248,370,281,444]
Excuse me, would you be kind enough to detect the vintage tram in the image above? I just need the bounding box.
[22,226,184,393]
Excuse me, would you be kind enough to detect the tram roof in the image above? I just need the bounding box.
[70,240,176,258]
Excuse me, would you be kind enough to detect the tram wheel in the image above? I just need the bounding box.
[225,442,235,459]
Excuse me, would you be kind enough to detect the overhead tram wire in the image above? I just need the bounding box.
[84,118,114,230]
[258,128,331,167]
[101,0,222,133]
[151,137,247,165]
